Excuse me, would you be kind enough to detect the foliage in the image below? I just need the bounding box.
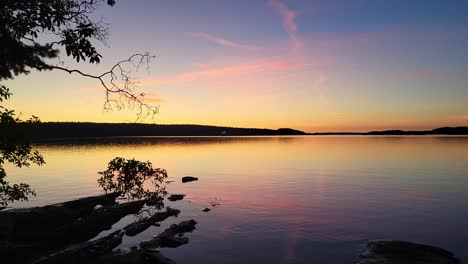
[0,0,160,206]
[1,0,159,120]
[97,157,168,202]
[0,0,115,207]
[0,0,116,80]
[0,86,45,207]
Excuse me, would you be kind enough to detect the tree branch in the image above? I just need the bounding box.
[49,53,159,121]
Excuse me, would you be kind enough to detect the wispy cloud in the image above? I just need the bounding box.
[268,0,302,49]
[139,58,319,87]
[190,32,262,51]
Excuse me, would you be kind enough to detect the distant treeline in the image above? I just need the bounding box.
[310,126,468,135]
[22,122,306,140]
[17,122,468,141]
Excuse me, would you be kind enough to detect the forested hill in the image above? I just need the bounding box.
[25,122,307,139]
[309,126,468,135]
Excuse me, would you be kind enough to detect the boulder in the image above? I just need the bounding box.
[181,176,198,183]
[140,219,197,249]
[167,194,185,201]
[357,240,460,264]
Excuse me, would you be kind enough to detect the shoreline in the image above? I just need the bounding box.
[1,192,461,264]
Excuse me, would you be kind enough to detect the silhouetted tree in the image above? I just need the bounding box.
[98,157,167,204]
[0,86,45,207]
[0,0,159,206]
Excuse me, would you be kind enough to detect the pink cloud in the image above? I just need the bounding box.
[268,0,302,49]
[191,32,262,51]
[140,58,320,87]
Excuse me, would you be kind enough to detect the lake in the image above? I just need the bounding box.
[6,136,468,263]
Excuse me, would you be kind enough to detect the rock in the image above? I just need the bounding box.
[124,207,180,236]
[181,176,198,183]
[140,219,197,249]
[167,194,185,201]
[202,208,211,212]
[0,193,123,262]
[37,243,176,264]
[159,235,189,248]
[65,200,146,243]
[357,240,460,264]
[34,230,125,264]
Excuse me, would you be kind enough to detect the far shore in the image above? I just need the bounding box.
[17,122,468,140]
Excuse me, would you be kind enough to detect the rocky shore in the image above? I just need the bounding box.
[1,192,461,264]
[0,193,195,264]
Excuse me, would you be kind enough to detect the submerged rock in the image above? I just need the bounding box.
[167,194,185,201]
[202,208,211,212]
[140,219,197,249]
[33,209,190,264]
[181,176,198,183]
[357,240,460,264]
[124,207,180,236]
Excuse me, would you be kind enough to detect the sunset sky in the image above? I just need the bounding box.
[4,0,468,132]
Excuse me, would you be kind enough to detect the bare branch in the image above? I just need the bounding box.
[50,53,159,121]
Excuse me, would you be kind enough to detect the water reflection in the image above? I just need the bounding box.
[6,136,468,263]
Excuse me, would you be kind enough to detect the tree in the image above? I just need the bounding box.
[0,86,45,207]
[0,0,158,118]
[97,157,168,205]
[0,0,159,207]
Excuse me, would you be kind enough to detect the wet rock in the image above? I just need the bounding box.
[0,193,123,262]
[167,194,185,201]
[0,192,120,231]
[65,200,146,242]
[181,176,198,183]
[357,240,460,264]
[202,208,211,212]
[140,219,197,249]
[36,242,176,264]
[124,207,180,236]
[34,230,125,264]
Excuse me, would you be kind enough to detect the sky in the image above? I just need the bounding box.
[4,0,468,132]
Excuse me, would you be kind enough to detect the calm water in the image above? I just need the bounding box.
[6,136,468,263]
